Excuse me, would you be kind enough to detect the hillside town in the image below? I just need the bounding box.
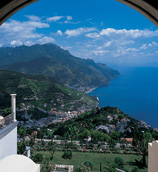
[18,109,85,128]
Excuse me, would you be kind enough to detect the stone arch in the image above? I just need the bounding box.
[116,0,158,27]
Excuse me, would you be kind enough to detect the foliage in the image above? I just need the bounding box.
[62,150,72,159]
[105,157,125,172]
[104,162,117,172]
[48,141,56,160]
[3,108,11,117]
[0,70,97,114]
[18,126,27,137]
[83,161,93,169]
[114,157,124,168]
[132,166,140,172]
[77,161,93,172]
[110,131,120,141]
[33,151,143,172]
[17,142,25,154]
[135,132,153,167]
[53,106,138,142]
[32,153,43,163]
[41,157,54,172]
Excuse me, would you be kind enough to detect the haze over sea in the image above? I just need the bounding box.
[89,67,158,128]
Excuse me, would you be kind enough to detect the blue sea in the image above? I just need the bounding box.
[89,67,158,128]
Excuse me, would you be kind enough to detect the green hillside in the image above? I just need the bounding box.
[0,43,120,91]
[51,106,155,141]
[0,70,97,112]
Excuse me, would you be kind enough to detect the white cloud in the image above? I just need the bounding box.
[92,50,109,56]
[46,16,64,22]
[37,36,55,44]
[139,42,157,50]
[24,41,35,46]
[57,30,63,36]
[25,15,41,21]
[65,27,97,37]
[125,48,139,52]
[11,40,23,46]
[0,17,50,46]
[85,28,158,39]
[85,32,100,39]
[97,41,112,49]
[67,16,73,21]
[0,44,3,47]
[152,42,158,46]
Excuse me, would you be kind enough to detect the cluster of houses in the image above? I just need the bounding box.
[18,110,84,128]
[96,114,152,136]
[96,115,132,134]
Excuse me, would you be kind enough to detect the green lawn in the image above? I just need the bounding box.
[33,151,146,171]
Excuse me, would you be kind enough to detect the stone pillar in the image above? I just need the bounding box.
[11,94,16,122]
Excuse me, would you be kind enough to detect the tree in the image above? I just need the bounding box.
[132,166,139,172]
[91,130,110,142]
[48,141,56,160]
[83,161,92,170]
[29,137,35,146]
[104,157,125,172]
[62,150,72,159]
[80,128,90,139]
[136,132,153,167]
[114,157,124,169]
[104,162,117,172]
[18,126,26,137]
[41,157,54,172]
[77,162,92,172]
[100,162,102,172]
[3,108,11,117]
[110,131,120,141]
[32,153,43,163]
[17,142,25,154]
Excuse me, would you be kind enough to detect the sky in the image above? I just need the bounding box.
[0,0,158,67]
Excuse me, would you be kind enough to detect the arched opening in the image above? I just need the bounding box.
[0,0,155,171]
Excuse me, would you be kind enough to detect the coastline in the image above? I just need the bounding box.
[85,87,97,94]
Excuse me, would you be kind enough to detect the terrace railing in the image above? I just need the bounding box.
[0,113,14,129]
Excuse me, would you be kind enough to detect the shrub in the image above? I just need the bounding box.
[62,150,72,159]
[132,166,140,172]
[114,157,124,168]
[84,161,93,169]
[32,153,43,163]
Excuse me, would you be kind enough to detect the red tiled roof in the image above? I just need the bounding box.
[121,138,133,142]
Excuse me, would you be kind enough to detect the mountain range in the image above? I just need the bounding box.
[0,43,120,91]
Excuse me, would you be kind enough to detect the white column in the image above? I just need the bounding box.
[11,94,16,122]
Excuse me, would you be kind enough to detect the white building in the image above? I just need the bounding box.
[148,141,158,172]
[0,94,18,160]
[0,94,40,172]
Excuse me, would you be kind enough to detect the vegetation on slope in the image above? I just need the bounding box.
[53,107,138,139]
[0,70,97,114]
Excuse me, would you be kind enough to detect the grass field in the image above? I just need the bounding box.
[33,151,148,171]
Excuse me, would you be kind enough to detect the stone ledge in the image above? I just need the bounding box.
[0,121,18,140]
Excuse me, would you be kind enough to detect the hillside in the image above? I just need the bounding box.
[52,106,153,140]
[0,43,120,91]
[0,70,97,113]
